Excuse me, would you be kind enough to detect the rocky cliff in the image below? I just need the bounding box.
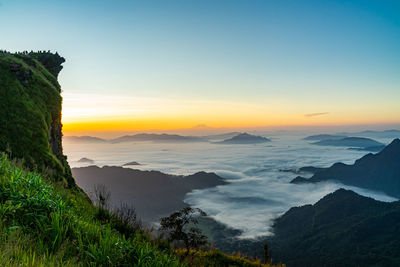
[0,51,75,187]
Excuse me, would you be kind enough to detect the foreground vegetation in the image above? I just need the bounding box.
[0,154,283,266]
[0,154,181,266]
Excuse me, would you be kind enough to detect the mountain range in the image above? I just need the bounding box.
[63,132,272,145]
[292,138,400,198]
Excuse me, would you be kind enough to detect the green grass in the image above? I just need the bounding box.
[0,154,182,266]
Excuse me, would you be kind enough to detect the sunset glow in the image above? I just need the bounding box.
[62,93,400,133]
[2,0,398,134]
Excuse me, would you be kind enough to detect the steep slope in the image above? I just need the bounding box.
[269,189,400,267]
[291,138,400,198]
[0,51,74,187]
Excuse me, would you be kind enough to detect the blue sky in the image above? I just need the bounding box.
[1,0,399,132]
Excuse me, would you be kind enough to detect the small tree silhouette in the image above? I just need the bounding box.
[160,207,208,255]
[264,242,271,264]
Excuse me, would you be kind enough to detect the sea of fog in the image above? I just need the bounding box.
[63,132,397,239]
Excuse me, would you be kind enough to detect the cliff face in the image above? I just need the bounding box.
[0,51,75,187]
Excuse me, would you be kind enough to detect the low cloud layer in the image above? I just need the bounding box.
[64,132,395,238]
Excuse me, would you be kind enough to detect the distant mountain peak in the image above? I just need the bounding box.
[237,132,252,137]
[382,138,400,151]
[216,133,271,144]
[315,188,370,206]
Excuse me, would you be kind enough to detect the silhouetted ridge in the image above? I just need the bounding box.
[291,138,400,198]
[269,189,400,266]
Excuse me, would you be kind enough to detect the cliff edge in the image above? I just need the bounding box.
[0,51,75,187]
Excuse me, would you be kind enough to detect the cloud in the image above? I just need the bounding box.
[304,112,330,118]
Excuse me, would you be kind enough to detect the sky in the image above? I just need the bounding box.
[1,0,399,135]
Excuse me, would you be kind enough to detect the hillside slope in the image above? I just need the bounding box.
[269,189,400,267]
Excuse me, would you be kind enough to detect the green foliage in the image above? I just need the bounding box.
[0,51,74,187]
[0,154,182,266]
[28,51,66,78]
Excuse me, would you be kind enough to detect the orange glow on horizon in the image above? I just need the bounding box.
[61,93,400,133]
[62,117,400,133]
